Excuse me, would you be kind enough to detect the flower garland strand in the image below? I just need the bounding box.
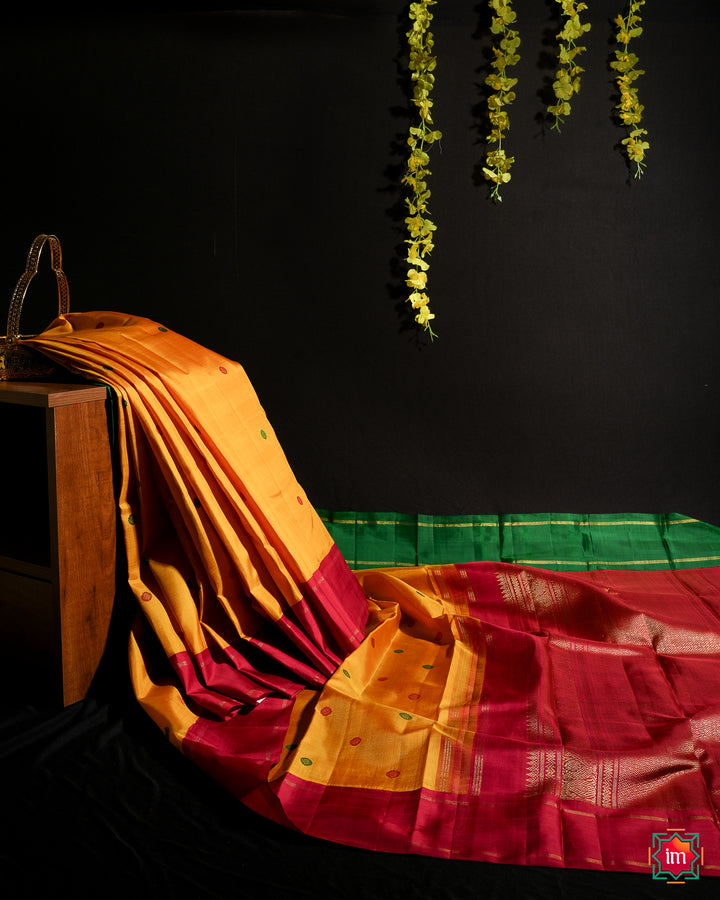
[403,0,442,338]
[482,0,521,202]
[547,0,591,131]
[611,0,649,177]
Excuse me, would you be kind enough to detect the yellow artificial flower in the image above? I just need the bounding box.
[406,268,428,290]
[415,305,435,327]
[409,291,430,308]
[406,244,430,270]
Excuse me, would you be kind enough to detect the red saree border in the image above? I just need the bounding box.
[252,775,719,872]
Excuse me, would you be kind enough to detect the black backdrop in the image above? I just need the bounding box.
[3,5,720,898]
[2,1,719,523]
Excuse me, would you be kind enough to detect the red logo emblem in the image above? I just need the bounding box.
[650,830,702,882]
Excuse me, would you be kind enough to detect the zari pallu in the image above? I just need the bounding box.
[25,313,720,876]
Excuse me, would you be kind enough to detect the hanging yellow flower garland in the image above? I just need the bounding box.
[397,2,651,334]
[482,0,520,202]
[547,0,591,131]
[611,0,649,177]
[403,0,441,338]
[477,1,650,200]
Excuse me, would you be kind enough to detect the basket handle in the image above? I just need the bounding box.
[5,234,70,344]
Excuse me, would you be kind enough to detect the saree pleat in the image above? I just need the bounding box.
[25,312,720,875]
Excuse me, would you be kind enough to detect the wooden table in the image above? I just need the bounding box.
[0,381,116,706]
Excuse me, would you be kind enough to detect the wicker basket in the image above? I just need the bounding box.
[0,234,70,381]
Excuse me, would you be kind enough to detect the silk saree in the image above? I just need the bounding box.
[25,313,720,876]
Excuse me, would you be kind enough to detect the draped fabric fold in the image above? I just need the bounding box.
[25,313,720,875]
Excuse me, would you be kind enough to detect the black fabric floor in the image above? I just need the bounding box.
[1,605,714,900]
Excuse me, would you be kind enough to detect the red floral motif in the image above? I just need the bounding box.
[386,770,400,779]
[219,366,228,374]
[320,706,332,716]
[349,737,362,746]
[141,591,152,602]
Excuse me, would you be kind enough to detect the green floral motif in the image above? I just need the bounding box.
[611,0,649,177]
[399,712,413,720]
[547,1,591,130]
[483,0,521,202]
[403,0,441,338]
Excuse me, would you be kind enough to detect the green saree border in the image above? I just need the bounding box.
[318,511,720,572]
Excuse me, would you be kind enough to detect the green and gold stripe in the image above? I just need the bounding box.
[317,511,720,572]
